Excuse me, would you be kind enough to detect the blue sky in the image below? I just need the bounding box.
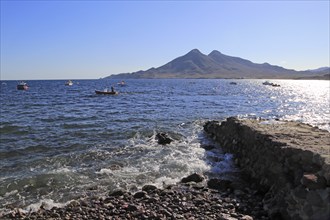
[1,1,329,80]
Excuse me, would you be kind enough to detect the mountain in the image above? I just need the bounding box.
[307,67,329,73]
[106,49,327,79]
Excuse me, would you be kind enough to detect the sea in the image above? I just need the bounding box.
[0,79,329,214]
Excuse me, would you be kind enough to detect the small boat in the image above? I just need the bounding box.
[95,90,118,95]
[262,81,273,85]
[229,82,237,85]
[17,81,28,90]
[262,81,280,87]
[65,80,73,86]
[117,81,126,86]
[95,88,118,95]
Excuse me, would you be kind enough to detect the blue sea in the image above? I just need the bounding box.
[0,79,329,214]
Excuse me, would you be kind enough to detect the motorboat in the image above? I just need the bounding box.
[262,81,273,85]
[117,81,126,86]
[17,81,28,90]
[65,80,73,86]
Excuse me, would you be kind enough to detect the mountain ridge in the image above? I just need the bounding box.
[106,49,329,79]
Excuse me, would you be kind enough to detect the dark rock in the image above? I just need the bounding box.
[109,164,122,170]
[156,132,173,145]
[109,189,125,197]
[201,145,215,150]
[127,204,138,211]
[134,191,147,198]
[142,185,158,192]
[181,173,204,183]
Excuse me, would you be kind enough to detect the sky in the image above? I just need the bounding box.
[0,1,329,80]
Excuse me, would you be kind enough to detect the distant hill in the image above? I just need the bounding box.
[106,49,329,79]
[307,67,330,73]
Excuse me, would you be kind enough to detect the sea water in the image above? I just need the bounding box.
[0,79,329,214]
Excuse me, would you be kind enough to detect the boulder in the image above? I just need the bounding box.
[109,189,125,197]
[134,191,147,199]
[181,173,204,183]
[156,132,173,145]
[142,185,158,192]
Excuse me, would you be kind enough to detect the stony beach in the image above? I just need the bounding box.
[2,173,268,220]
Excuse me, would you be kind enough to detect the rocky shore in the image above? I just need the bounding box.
[2,172,269,220]
[204,117,330,220]
[3,117,329,220]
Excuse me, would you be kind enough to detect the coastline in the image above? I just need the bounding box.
[3,117,329,219]
[2,173,268,220]
[204,117,330,219]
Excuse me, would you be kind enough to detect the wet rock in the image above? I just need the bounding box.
[201,145,215,150]
[155,132,173,145]
[181,173,204,183]
[126,204,139,211]
[134,191,147,199]
[142,185,158,192]
[109,189,125,197]
[109,164,122,170]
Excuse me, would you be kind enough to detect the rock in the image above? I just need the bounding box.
[127,204,139,211]
[207,179,232,191]
[134,191,147,198]
[142,185,158,192]
[109,164,122,170]
[240,215,253,220]
[201,145,215,150]
[109,189,125,197]
[155,132,173,145]
[181,173,204,183]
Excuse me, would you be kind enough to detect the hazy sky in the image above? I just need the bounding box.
[1,1,329,80]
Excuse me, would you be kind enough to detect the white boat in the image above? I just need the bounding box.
[262,81,273,85]
[65,80,73,86]
[117,81,126,86]
[17,81,28,90]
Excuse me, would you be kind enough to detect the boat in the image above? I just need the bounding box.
[262,81,280,87]
[262,81,273,85]
[229,82,237,85]
[95,88,118,95]
[117,81,126,86]
[95,90,118,95]
[17,81,28,90]
[65,80,73,86]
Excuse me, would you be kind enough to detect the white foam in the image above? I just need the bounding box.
[97,168,113,175]
[48,167,72,174]
[259,120,285,125]
[24,199,68,213]
[3,190,18,197]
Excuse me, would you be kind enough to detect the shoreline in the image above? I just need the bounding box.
[2,173,268,220]
[204,117,330,219]
[2,117,329,219]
